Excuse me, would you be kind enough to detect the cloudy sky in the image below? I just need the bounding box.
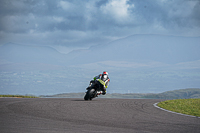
[0,0,200,53]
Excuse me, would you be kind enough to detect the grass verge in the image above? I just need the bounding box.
[0,95,38,98]
[157,99,200,117]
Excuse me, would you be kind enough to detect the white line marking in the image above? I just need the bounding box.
[153,102,200,119]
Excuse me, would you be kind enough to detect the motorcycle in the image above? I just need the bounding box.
[84,79,105,100]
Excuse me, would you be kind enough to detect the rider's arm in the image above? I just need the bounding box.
[105,78,110,88]
[93,74,101,80]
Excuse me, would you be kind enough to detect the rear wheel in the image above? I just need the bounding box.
[84,89,95,100]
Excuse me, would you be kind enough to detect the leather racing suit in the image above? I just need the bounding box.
[87,73,110,95]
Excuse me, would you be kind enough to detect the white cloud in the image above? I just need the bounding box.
[0,0,200,50]
[58,1,76,11]
[100,0,134,23]
[53,16,65,23]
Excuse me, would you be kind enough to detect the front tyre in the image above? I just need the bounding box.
[84,89,95,100]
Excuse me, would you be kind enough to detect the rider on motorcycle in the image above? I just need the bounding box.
[86,71,110,95]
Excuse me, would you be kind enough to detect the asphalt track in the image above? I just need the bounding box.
[0,98,200,133]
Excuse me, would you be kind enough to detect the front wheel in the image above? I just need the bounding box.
[84,89,95,100]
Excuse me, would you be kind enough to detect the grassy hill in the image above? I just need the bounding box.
[42,88,200,99]
[145,88,200,99]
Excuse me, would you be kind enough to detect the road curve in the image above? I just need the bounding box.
[0,98,200,133]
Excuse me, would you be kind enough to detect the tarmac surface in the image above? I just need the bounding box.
[0,98,200,133]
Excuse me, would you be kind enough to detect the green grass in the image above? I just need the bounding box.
[157,99,200,117]
[0,95,38,98]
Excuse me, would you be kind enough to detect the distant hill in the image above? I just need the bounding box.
[146,88,200,99]
[1,35,200,70]
[67,34,200,66]
[42,88,200,99]
[0,43,68,66]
